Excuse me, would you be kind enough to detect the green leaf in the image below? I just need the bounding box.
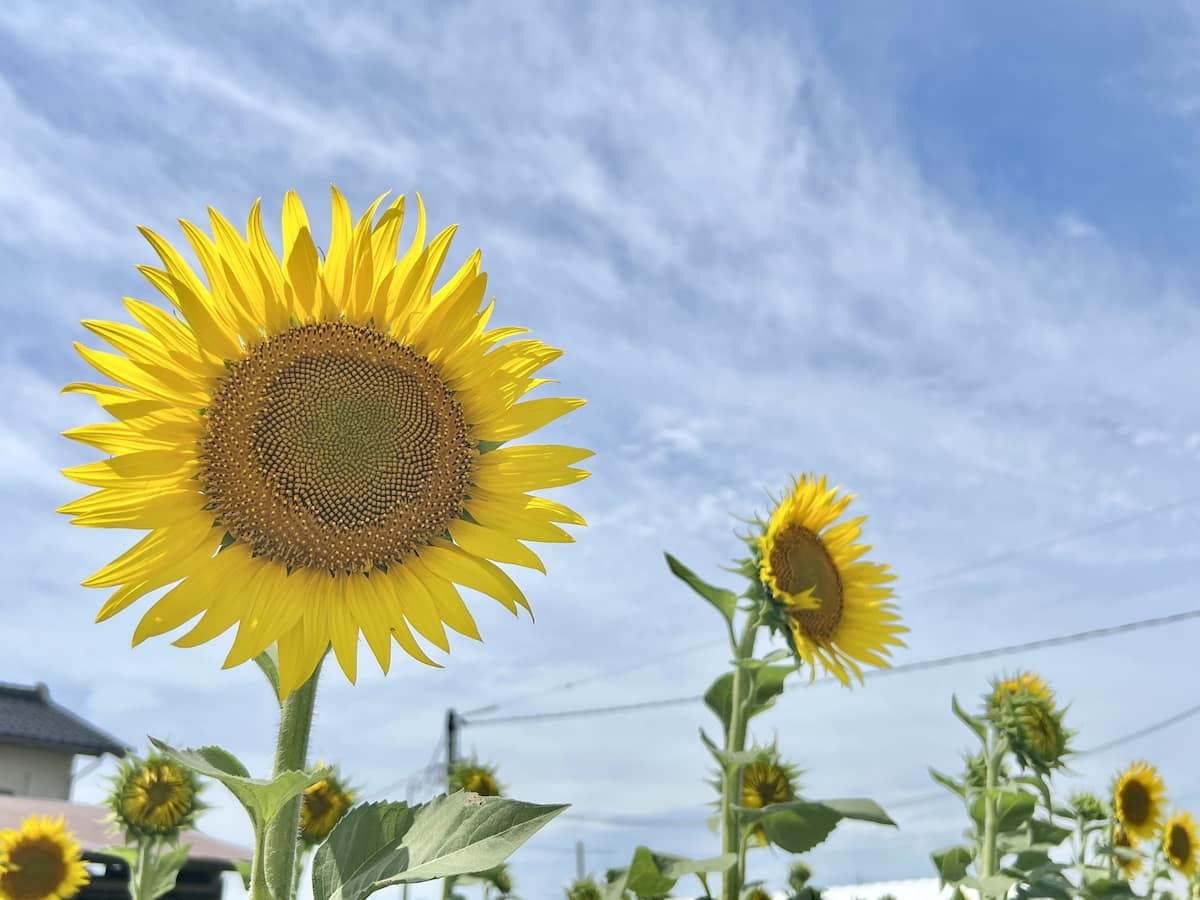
[929,767,967,799]
[817,798,897,827]
[951,695,987,743]
[931,845,973,885]
[253,650,281,700]
[605,847,734,899]
[95,846,138,865]
[664,553,738,624]
[1027,817,1072,848]
[1081,878,1138,899]
[962,874,1017,898]
[150,738,328,830]
[1010,848,1051,872]
[232,861,252,891]
[969,788,1037,835]
[312,794,566,900]
[1022,873,1075,900]
[697,729,759,768]
[750,802,840,854]
[703,666,793,732]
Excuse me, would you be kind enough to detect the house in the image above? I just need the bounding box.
[0,682,250,900]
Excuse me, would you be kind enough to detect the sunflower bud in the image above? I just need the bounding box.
[1069,791,1107,823]
[991,689,1071,774]
[740,748,802,848]
[565,875,603,900]
[107,753,204,840]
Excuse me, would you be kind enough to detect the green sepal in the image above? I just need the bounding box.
[931,845,974,886]
[311,793,566,900]
[253,649,281,700]
[603,847,734,900]
[698,729,765,768]
[664,553,738,624]
[149,738,329,830]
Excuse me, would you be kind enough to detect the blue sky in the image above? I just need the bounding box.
[3,1,1200,897]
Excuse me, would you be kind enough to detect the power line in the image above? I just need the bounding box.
[461,606,1200,727]
[460,496,1200,719]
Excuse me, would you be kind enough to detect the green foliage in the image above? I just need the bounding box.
[704,665,793,734]
[736,798,895,854]
[97,844,192,900]
[664,553,738,624]
[603,847,734,900]
[564,874,604,900]
[310,793,565,900]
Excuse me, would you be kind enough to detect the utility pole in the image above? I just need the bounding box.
[445,708,460,787]
[575,840,585,879]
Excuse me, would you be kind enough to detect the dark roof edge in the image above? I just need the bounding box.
[0,682,131,757]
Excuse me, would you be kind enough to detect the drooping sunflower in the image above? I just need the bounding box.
[61,188,590,697]
[300,765,355,845]
[756,474,905,686]
[449,757,503,797]
[108,752,204,838]
[1111,826,1142,878]
[992,690,1071,775]
[0,816,89,900]
[1163,810,1199,878]
[1113,761,1167,844]
[741,754,801,847]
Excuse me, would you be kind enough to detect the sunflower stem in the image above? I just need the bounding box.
[720,613,759,900]
[979,727,1004,896]
[257,654,324,900]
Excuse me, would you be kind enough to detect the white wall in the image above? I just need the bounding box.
[0,745,74,800]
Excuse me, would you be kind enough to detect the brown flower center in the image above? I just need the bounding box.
[1,840,68,900]
[1119,779,1151,825]
[202,323,476,573]
[769,525,844,640]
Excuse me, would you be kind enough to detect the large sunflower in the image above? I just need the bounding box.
[0,816,89,900]
[61,189,590,697]
[758,474,905,686]
[1113,761,1167,844]
[1164,810,1199,878]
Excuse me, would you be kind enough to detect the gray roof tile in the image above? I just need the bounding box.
[0,682,129,758]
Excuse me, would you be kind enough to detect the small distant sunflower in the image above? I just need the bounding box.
[449,758,503,797]
[740,753,801,847]
[1113,761,1167,844]
[744,889,771,900]
[757,474,906,686]
[108,753,203,839]
[0,816,89,900]
[990,671,1053,708]
[1112,826,1142,878]
[1163,810,1199,878]
[300,766,356,845]
[61,188,590,698]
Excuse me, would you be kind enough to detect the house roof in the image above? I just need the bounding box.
[0,683,129,758]
[0,796,251,868]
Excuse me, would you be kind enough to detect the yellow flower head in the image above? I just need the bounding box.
[991,671,1053,707]
[60,188,591,698]
[449,758,503,798]
[1113,761,1167,844]
[1112,826,1142,879]
[1163,810,1199,879]
[757,474,906,687]
[745,890,771,900]
[741,752,800,847]
[0,816,89,900]
[108,753,203,838]
[300,766,355,845]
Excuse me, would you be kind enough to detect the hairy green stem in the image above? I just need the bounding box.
[720,614,759,900]
[256,655,324,900]
[980,730,999,892]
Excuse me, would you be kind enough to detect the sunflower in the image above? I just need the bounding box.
[300,766,355,845]
[1113,761,1167,844]
[1111,826,1142,878]
[61,188,590,697]
[108,753,203,838]
[757,474,905,686]
[745,889,771,900]
[1163,810,1199,878]
[993,691,1071,775]
[0,816,89,900]
[741,754,800,847]
[990,670,1053,707]
[449,758,503,797]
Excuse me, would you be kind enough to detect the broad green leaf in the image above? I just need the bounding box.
[931,845,973,885]
[1027,817,1072,848]
[664,553,737,623]
[929,767,967,799]
[969,788,1036,835]
[752,802,840,854]
[606,847,734,899]
[1010,848,1051,872]
[951,695,987,743]
[150,738,327,829]
[961,874,1016,898]
[704,666,793,732]
[1081,878,1137,899]
[312,794,566,900]
[817,798,897,827]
